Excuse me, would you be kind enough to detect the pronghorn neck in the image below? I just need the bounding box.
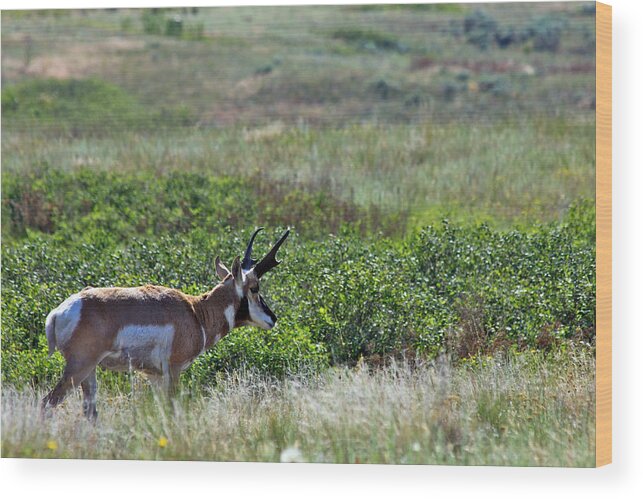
[193,279,240,350]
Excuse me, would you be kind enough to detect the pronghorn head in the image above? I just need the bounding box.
[215,228,289,330]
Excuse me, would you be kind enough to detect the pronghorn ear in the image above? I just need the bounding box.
[231,256,244,289]
[215,256,231,281]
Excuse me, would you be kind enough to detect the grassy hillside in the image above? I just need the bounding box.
[1,4,596,126]
[2,4,596,225]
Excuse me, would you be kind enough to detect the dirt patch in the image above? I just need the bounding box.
[230,73,270,100]
[410,56,594,77]
[243,121,285,142]
[410,56,536,76]
[203,99,366,127]
[546,62,596,74]
[2,37,145,81]
[28,54,95,79]
[98,37,146,52]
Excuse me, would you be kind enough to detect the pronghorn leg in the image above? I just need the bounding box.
[147,373,163,390]
[42,362,96,414]
[167,365,182,398]
[81,369,98,421]
[148,366,181,399]
[155,364,182,398]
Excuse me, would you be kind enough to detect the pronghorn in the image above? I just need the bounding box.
[42,228,289,420]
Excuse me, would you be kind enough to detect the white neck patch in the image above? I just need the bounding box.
[224,304,235,331]
[200,325,207,354]
[235,281,244,299]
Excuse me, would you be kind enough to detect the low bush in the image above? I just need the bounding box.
[1,168,403,242]
[460,10,569,53]
[331,27,408,53]
[1,79,146,134]
[463,10,498,50]
[528,16,567,53]
[141,9,205,40]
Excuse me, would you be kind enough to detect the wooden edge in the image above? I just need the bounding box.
[595,1,612,468]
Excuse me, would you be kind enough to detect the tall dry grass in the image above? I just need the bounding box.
[2,349,595,466]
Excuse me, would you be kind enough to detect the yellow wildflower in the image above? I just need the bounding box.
[158,436,168,448]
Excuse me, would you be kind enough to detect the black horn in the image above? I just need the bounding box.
[253,229,290,278]
[241,227,264,271]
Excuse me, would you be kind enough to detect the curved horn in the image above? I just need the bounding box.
[241,227,264,271]
[253,229,290,278]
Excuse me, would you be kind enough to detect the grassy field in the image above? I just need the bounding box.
[1,4,596,126]
[2,350,595,466]
[1,4,596,225]
[1,4,596,465]
[1,120,595,227]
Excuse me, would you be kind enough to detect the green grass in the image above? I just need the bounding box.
[1,78,195,133]
[1,349,595,466]
[1,119,594,227]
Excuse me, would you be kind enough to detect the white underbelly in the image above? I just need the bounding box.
[101,324,175,374]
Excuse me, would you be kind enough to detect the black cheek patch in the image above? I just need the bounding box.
[234,297,250,327]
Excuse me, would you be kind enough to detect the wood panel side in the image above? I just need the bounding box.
[595,1,612,468]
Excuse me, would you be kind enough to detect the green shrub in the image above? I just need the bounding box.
[528,16,567,53]
[141,9,165,35]
[186,324,328,383]
[141,8,205,40]
[1,167,596,386]
[462,10,498,50]
[460,10,567,53]
[165,15,183,37]
[1,168,402,242]
[1,78,146,134]
[1,78,197,134]
[331,27,408,53]
[410,217,595,350]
